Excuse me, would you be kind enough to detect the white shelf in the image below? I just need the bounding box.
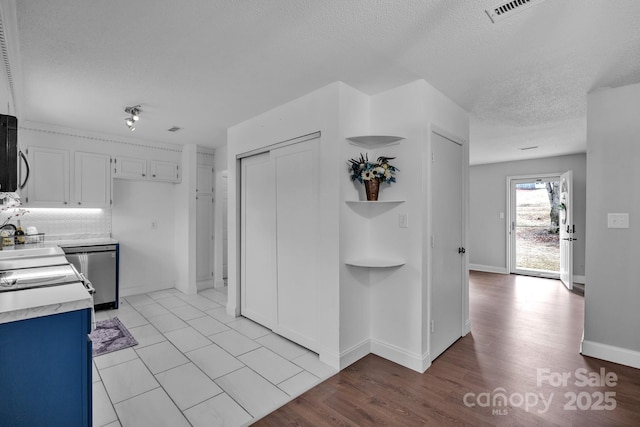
[345,199,405,218]
[346,135,404,147]
[345,258,405,268]
[345,200,405,205]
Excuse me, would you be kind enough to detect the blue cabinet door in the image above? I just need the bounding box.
[0,308,92,427]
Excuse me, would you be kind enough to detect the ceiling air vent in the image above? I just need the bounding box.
[167,126,181,132]
[486,0,547,23]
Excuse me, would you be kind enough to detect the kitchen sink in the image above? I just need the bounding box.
[0,246,63,259]
[0,246,69,271]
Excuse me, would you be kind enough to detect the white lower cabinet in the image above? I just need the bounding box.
[240,137,320,352]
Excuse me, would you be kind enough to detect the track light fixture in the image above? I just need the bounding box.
[124,105,141,131]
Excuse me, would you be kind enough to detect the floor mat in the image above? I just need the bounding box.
[90,317,138,357]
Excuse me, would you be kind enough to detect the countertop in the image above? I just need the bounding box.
[0,237,118,253]
[0,237,116,324]
[0,282,93,324]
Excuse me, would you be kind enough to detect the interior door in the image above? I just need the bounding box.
[273,140,319,351]
[240,152,277,329]
[559,170,574,290]
[430,131,464,360]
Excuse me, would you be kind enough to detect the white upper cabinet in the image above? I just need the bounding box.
[24,148,112,208]
[196,165,214,194]
[25,146,70,206]
[149,160,179,182]
[74,152,111,207]
[113,156,147,179]
[114,156,180,183]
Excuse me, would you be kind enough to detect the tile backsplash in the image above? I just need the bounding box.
[14,208,111,241]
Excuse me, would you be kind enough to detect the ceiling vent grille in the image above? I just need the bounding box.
[486,0,547,23]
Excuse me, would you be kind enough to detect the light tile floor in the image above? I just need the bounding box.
[92,287,336,427]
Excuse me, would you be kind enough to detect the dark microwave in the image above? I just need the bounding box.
[0,114,29,192]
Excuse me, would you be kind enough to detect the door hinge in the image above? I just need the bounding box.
[431,152,435,163]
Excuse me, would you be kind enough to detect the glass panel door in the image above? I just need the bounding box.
[510,177,561,277]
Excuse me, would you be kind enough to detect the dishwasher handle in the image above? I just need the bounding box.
[62,245,117,254]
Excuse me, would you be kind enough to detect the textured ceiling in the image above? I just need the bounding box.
[8,0,640,164]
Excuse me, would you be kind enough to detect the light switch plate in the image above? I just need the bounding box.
[607,213,629,229]
[399,213,408,228]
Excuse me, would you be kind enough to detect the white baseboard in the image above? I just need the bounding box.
[464,319,472,335]
[370,338,430,373]
[197,279,214,291]
[581,339,640,370]
[318,347,341,372]
[340,340,371,370]
[469,264,508,274]
[119,282,175,297]
[338,338,431,373]
[573,275,586,285]
[214,278,226,289]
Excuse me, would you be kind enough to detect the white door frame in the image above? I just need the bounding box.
[506,173,562,278]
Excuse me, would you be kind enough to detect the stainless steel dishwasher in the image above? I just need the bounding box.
[63,244,119,310]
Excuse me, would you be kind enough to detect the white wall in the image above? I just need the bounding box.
[337,85,371,368]
[227,82,343,367]
[213,144,227,288]
[366,80,470,370]
[469,154,587,278]
[112,179,176,294]
[174,144,197,295]
[582,83,640,368]
[228,80,469,372]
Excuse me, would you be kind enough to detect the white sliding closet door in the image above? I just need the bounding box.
[240,152,277,328]
[240,136,320,352]
[273,140,319,351]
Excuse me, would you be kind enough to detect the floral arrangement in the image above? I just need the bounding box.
[0,192,28,228]
[347,153,398,184]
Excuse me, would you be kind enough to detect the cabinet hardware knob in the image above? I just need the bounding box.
[64,201,68,205]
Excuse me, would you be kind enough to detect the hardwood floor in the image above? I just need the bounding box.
[255,272,640,426]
